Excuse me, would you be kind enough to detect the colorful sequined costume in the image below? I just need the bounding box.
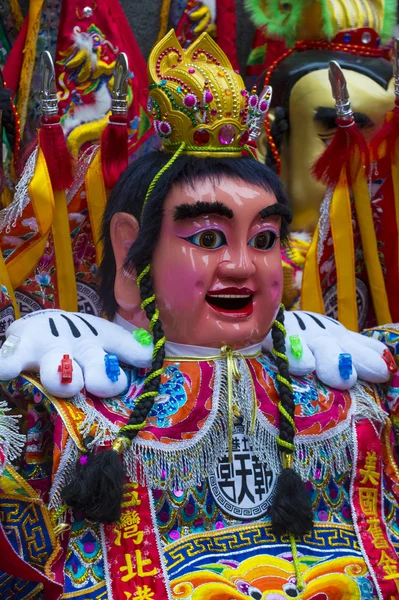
[2,344,399,599]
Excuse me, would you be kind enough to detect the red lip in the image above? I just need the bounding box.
[207,287,255,296]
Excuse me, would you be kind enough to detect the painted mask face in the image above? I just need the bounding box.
[149,177,283,349]
[280,69,394,232]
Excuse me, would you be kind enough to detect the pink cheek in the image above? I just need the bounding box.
[161,265,207,309]
[270,279,283,302]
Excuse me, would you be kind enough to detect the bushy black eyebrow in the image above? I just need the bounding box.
[259,203,292,223]
[314,106,374,129]
[174,201,234,221]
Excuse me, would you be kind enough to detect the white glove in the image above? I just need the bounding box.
[263,311,390,390]
[0,310,153,398]
[0,309,391,398]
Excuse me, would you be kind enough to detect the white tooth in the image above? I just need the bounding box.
[210,294,250,299]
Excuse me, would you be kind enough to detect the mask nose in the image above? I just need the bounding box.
[217,246,256,280]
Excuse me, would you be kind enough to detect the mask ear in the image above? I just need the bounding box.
[111,212,146,326]
[257,110,275,164]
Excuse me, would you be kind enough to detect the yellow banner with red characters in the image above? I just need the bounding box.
[353,419,399,598]
[103,481,168,599]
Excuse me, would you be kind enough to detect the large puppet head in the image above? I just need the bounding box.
[265,47,393,231]
[100,154,290,350]
[100,30,291,350]
[247,0,396,231]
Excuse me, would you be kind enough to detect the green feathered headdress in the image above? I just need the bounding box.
[245,0,396,48]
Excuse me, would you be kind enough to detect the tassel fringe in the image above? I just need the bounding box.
[39,116,74,190]
[100,115,128,189]
[312,122,370,187]
[62,364,377,492]
[0,400,25,473]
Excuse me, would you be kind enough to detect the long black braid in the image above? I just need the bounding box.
[270,305,313,536]
[118,263,166,435]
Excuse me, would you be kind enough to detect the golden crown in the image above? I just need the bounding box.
[147,30,271,157]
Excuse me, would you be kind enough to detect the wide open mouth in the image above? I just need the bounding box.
[206,287,254,317]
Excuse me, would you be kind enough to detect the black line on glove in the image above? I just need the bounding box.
[76,315,98,336]
[305,313,326,329]
[49,318,59,337]
[293,313,306,330]
[324,316,339,326]
[61,314,81,338]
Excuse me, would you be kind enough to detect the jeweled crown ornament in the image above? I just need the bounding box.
[148,30,270,156]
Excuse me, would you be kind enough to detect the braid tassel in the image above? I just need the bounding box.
[289,534,306,592]
[270,305,313,539]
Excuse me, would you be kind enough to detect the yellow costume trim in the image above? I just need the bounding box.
[331,173,358,331]
[0,464,40,498]
[17,0,45,136]
[85,149,107,267]
[61,582,107,598]
[1,187,13,208]
[7,148,54,289]
[51,190,78,311]
[301,224,326,315]
[23,374,86,451]
[352,164,391,325]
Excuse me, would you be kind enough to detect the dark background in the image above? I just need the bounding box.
[123,0,256,72]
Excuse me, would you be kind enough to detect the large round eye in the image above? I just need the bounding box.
[186,230,226,249]
[248,587,262,599]
[283,582,299,597]
[248,230,278,250]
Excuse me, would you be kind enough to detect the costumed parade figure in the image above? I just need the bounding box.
[1,30,399,600]
[244,0,398,321]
